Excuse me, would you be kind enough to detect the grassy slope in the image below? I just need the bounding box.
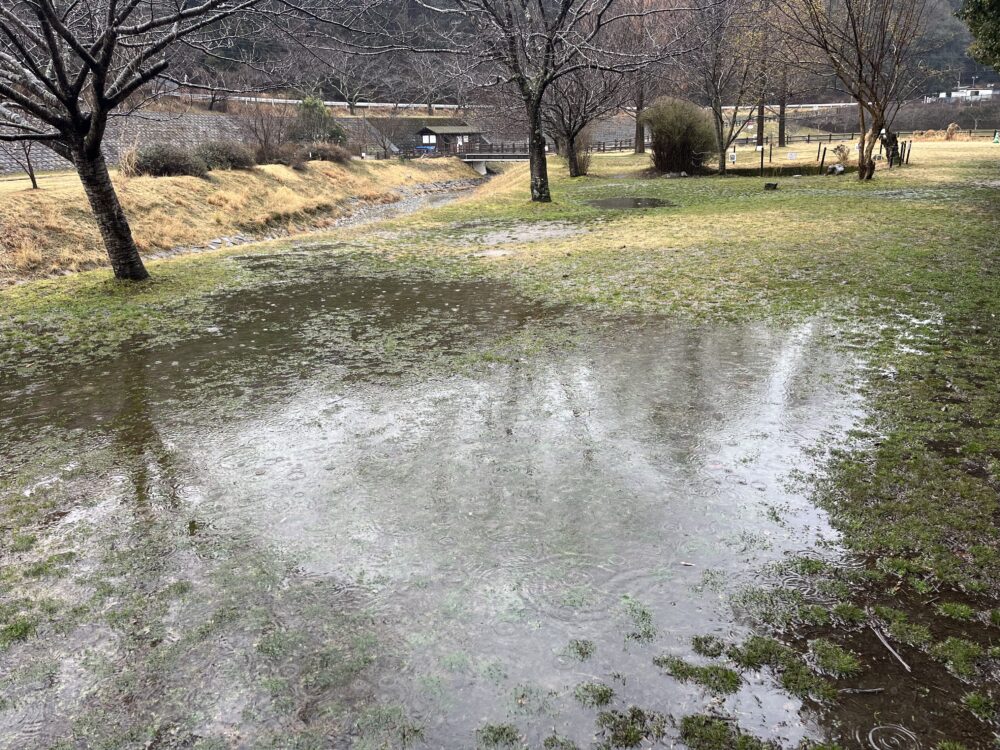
[0,157,474,283]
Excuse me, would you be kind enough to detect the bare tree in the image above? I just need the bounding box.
[609,0,671,153]
[404,51,466,115]
[411,0,678,202]
[0,1,272,280]
[778,0,928,180]
[235,97,295,161]
[365,103,410,157]
[304,42,389,115]
[0,140,40,189]
[681,0,767,174]
[542,66,626,176]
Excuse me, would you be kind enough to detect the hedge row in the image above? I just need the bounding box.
[120,140,352,178]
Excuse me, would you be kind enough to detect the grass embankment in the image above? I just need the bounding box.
[0,157,474,283]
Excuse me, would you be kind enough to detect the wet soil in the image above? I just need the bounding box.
[588,197,676,210]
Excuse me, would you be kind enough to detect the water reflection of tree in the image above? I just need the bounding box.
[107,351,182,510]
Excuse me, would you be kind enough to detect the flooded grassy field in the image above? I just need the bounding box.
[2,144,999,749]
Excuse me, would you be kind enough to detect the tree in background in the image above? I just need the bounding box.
[610,0,675,154]
[291,96,347,143]
[543,67,626,176]
[304,43,389,115]
[403,52,467,115]
[961,0,1000,70]
[0,141,40,189]
[779,0,928,180]
[682,0,767,174]
[411,0,678,202]
[236,98,295,162]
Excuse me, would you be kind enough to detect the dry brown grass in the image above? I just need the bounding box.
[0,157,473,283]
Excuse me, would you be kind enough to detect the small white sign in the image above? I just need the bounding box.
[787,152,798,160]
[755,145,764,152]
[855,143,861,151]
[728,152,737,163]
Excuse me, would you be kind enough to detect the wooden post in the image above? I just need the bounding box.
[816,143,821,160]
[807,133,811,143]
[906,141,912,164]
[819,147,826,173]
[769,143,773,163]
[760,145,764,176]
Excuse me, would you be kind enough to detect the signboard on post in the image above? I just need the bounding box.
[787,152,798,160]
[728,152,737,164]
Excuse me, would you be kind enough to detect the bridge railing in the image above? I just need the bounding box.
[372,139,653,160]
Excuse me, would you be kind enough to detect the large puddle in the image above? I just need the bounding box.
[0,254,866,748]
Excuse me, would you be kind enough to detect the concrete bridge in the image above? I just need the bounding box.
[458,151,531,175]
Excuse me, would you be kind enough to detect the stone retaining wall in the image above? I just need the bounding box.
[0,112,246,175]
[0,112,385,176]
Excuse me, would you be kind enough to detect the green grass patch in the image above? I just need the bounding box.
[935,602,976,621]
[962,691,996,721]
[595,706,666,749]
[0,616,37,650]
[691,634,727,658]
[678,715,777,750]
[476,723,521,748]
[574,681,615,708]
[653,655,741,695]
[808,639,863,677]
[930,637,984,677]
[727,636,835,700]
[564,638,596,661]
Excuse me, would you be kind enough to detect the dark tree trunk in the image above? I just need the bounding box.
[756,100,765,146]
[777,71,788,147]
[526,103,551,202]
[427,102,434,115]
[74,147,149,280]
[715,118,727,175]
[857,108,882,181]
[778,97,787,147]
[566,134,581,178]
[634,78,646,154]
[24,145,38,189]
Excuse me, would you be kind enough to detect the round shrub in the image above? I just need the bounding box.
[263,143,308,171]
[641,98,716,174]
[303,142,352,164]
[130,143,207,178]
[194,140,256,170]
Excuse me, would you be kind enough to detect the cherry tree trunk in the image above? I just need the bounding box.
[778,97,787,147]
[566,135,582,178]
[526,104,551,202]
[74,147,149,281]
[634,80,646,154]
